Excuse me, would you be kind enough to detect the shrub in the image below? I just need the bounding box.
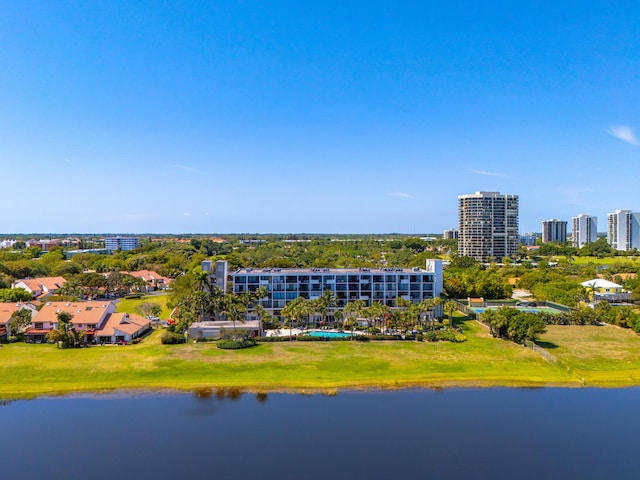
[416,333,424,342]
[160,331,186,344]
[256,336,295,342]
[353,335,370,342]
[7,335,19,343]
[424,330,467,343]
[217,338,257,349]
[130,338,141,345]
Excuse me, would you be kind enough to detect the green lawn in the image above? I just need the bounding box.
[3,316,640,399]
[115,294,172,319]
[568,256,640,266]
[0,316,578,399]
[540,324,640,387]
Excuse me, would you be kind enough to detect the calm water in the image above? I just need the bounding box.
[1,388,639,480]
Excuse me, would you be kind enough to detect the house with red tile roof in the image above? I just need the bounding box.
[123,270,173,291]
[0,302,38,341]
[94,312,150,344]
[12,276,67,299]
[25,301,150,344]
[26,301,114,343]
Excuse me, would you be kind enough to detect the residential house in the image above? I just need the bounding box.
[94,312,151,344]
[124,270,173,292]
[0,303,37,341]
[581,279,631,303]
[12,276,67,299]
[26,301,115,343]
[26,301,150,344]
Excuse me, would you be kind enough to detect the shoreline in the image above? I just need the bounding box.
[2,377,638,402]
[4,321,640,401]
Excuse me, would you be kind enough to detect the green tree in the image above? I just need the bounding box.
[221,294,247,337]
[343,300,366,336]
[0,288,32,302]
[47,311,83,348]
[9,308,33,336]
[281,297,308,340]
[313,289,338,327]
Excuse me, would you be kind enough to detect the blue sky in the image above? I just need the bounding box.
[1,1,639,234]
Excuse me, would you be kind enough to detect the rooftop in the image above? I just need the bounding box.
[233,267,434,275]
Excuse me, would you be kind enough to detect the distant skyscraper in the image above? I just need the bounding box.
[443,228,458,240]
[571,214,597,248]
[542,219,567,243]
[458,191,519,262]
[607,209,640,251]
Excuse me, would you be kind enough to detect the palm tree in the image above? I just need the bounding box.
[365,301,390,333]
[315,289,338,327]
[254,304,272,337]
[343,300,366,336]
[47,311,82,348]
[221,294,246,337]
[281,297,308,341]
[443,300,458,328]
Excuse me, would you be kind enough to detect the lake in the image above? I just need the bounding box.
[1,388,639,479]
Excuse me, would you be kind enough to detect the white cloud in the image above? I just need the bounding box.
[608,125,639,146]
[184,212,192,216]
[389,192,414,199]
[169,164,200,173]
[468,169,508,178]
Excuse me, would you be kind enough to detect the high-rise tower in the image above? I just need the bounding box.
[607,209,640,251]
[571,214,597,248]
[542,219,567,243]
[458,191,519,262]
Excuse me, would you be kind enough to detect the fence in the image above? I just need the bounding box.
[450,299,476,320]
[523,340,558,364]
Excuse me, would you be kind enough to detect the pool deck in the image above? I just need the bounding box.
[265,328,365,337]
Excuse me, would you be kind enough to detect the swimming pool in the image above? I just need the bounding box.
[472,306,561,314]
[304,331,353,338]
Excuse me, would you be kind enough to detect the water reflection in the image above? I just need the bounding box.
[256,391,268,403]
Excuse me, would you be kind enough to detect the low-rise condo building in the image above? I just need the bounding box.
[231,259,443,318]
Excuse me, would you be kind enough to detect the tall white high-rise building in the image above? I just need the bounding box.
[607,209,640,251]
[542,219,568,243]
[571,214,597,248]
[458,191,519,262]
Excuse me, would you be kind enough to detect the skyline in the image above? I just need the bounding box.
[2,1,640,234]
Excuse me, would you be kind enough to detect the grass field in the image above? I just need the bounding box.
[568,256,640,266]
[115,294,172,319]
[540,324,640,387]
[2,315,640,399]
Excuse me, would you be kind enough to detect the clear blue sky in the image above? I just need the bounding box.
[1,1,639,234]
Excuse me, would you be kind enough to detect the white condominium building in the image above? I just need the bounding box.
[231,260,443,318]
[105,236,140,252]
[542,219,567,243]
[607,209,640,251]
[458,191,519,262]
[571,214,597,248]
